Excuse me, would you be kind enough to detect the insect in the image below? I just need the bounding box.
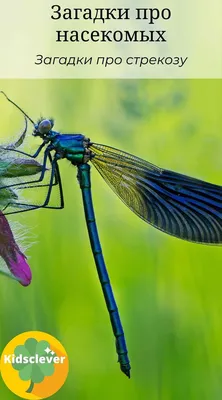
[0,91,221,377]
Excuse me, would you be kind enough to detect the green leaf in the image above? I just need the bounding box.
[31,364,44,384]
[12,361,24,371]
[12,123,27,148]
[39,361,55,377]
[36,340,50,357]
[14,345,30,358]
[0,186,17,198]
[0,160,11,176]
[19,364,32,381]
[0,158,43,178]
[0,186,18,206]
[25,338,38,356]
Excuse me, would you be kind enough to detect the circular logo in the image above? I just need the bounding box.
[0,331,69,399]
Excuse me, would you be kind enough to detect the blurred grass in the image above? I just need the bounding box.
[0,79,221,400]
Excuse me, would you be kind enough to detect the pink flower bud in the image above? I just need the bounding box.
[0,211,32,286]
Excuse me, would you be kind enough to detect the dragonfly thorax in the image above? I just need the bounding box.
[50,133,92,165]
[33,119,92,165]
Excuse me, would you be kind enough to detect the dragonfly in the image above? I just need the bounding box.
[0,91,221,378]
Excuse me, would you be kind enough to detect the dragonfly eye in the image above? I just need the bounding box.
[38,119,52,135]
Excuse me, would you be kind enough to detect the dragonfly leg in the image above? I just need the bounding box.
[16,152,58,191]
[78,163,131,377]
[40,157,64,208]
[2,156,64,215]
[1,141,46,159]
[0,144,50,191]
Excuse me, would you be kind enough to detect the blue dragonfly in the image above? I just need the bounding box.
[1,91,221,377]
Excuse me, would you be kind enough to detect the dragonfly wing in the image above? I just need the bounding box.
[90,143,222,244]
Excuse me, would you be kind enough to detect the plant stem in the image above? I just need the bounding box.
[26,380,34,393]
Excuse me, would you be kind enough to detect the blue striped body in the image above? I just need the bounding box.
[78,164,131,377]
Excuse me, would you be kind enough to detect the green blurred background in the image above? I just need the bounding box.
[0,80,221,399]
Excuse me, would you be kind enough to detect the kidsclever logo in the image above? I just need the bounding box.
[8,339,65,393]
[0,331,69,399]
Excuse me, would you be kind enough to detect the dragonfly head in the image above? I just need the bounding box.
[33,119,54,139]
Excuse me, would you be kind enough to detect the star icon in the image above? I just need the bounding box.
[44,346,51,354]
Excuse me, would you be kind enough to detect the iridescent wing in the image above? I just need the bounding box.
[90,143,222,244]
